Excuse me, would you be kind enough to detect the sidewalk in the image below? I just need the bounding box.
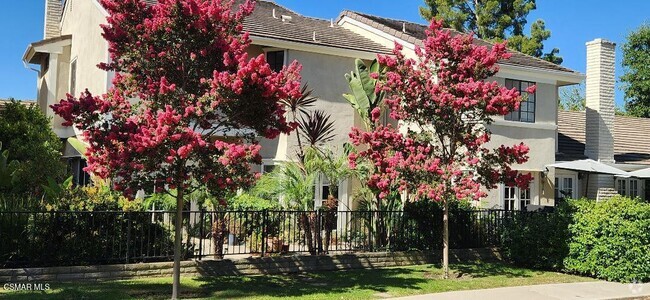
[391,281,650,300]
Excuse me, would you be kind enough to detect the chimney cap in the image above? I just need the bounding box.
[586,38,616,46]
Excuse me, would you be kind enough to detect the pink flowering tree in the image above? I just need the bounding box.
[349,20,533,278]
[51,0,302,298]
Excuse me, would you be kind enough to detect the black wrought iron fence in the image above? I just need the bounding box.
[0,209,533,267]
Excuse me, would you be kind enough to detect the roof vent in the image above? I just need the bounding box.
[272,9,278,19]
[330,18,334,28]
[402,22,406,33]
[312,31,317,41]
[281,15,292,23]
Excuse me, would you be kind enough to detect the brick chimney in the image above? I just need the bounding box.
[584,38,617,201]
[44,0,63,39]
[585,39,616,163]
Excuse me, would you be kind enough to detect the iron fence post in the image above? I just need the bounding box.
[261,209,267,257]
[198,210,204,260]
[125,212,131,264]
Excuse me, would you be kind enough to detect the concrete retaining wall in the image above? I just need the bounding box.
[0,248,502,282]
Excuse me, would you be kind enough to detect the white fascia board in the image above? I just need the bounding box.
[490,119,558,131]
[498,63,585,86]
[337,16,415,51]
[250,35,379,60]
[92,0,110,17]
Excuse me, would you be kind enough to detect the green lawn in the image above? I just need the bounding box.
[1,262,592,299]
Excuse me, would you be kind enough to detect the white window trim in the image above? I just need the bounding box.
[555,174,578,200]
[617,178,640,198]
[260,159,282,174]
[499,174,538,210]
[69,57,78,96]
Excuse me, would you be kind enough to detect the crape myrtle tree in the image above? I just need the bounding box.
[51,0,303,298]
[348,20,533,279]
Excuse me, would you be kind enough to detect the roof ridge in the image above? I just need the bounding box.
[261,1,337,25]
[340,10,580,75]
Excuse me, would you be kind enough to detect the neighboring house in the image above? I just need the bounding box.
[0,99,35,110]
[24,0,589,211]
[555,39,650,202]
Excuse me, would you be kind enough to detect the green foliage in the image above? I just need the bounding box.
[559,83,586,111]
[419,0,562,63]
[0,142,19,191]
[0,100,65,196]
[621,24,650,118]
[564,196,650,282]
[502,197,650,282]
[41,180,143,212]
[41,176,74,203]
[501,200,579,270]
[227,193,279,211]
[343,59,387,128]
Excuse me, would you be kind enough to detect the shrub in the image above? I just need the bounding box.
[564,196,650,282]
[227,194,279,211]
[500,200,581,270]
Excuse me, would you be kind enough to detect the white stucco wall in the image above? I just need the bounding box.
[60,0,109,98]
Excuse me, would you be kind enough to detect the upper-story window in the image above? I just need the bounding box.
[505,79,536,123]
[69,58,77,96]
[266,50,285,72]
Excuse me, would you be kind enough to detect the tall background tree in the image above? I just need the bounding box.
[349,20,532,279]
[0,100,65,196]
[52,0,303,298]
[621,24,650,118]
[559,83,586,111]
[420,0,563,64]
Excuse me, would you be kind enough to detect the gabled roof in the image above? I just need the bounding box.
[23,34,72,65]
[557,110,650,165]
[143,1,391,55]
[338,10,582,76]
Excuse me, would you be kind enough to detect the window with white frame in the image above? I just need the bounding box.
[617,178,639,198]
[555,175,576,202]
[502,183,531,211]
[504,79,536,123]
[69,58,77,96]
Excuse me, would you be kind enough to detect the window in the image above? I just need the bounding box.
[68,157,91,186]
[555,175,576,203]
[265,50,285,72]
[617,178,639,198]
[617,178,627,196]
[503,186,516,211]
[503,183,531,211]
[69,58,77,96]
[504,79,536,123]
[520,186,531,210]
[630,180,639,197]
[262,164,276,174]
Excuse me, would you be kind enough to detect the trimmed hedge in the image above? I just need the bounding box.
[500,202,574,270]
[564,196,650,282]
[501,197,650,283]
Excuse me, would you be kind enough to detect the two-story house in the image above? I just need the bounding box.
[23,0,584,211]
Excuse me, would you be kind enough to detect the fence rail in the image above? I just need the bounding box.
[0,209,534,268]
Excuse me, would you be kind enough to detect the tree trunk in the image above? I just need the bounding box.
[172,188,184,300]
[300,213,316,255]
[212,212,227,260]
[442,198,449,279]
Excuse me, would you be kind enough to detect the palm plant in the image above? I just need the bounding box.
[280,85,317,162]
[298,110,336,152]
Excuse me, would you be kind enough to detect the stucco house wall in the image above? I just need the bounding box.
[59,0,110,98]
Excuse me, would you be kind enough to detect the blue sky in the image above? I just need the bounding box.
[1,1,648,107]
